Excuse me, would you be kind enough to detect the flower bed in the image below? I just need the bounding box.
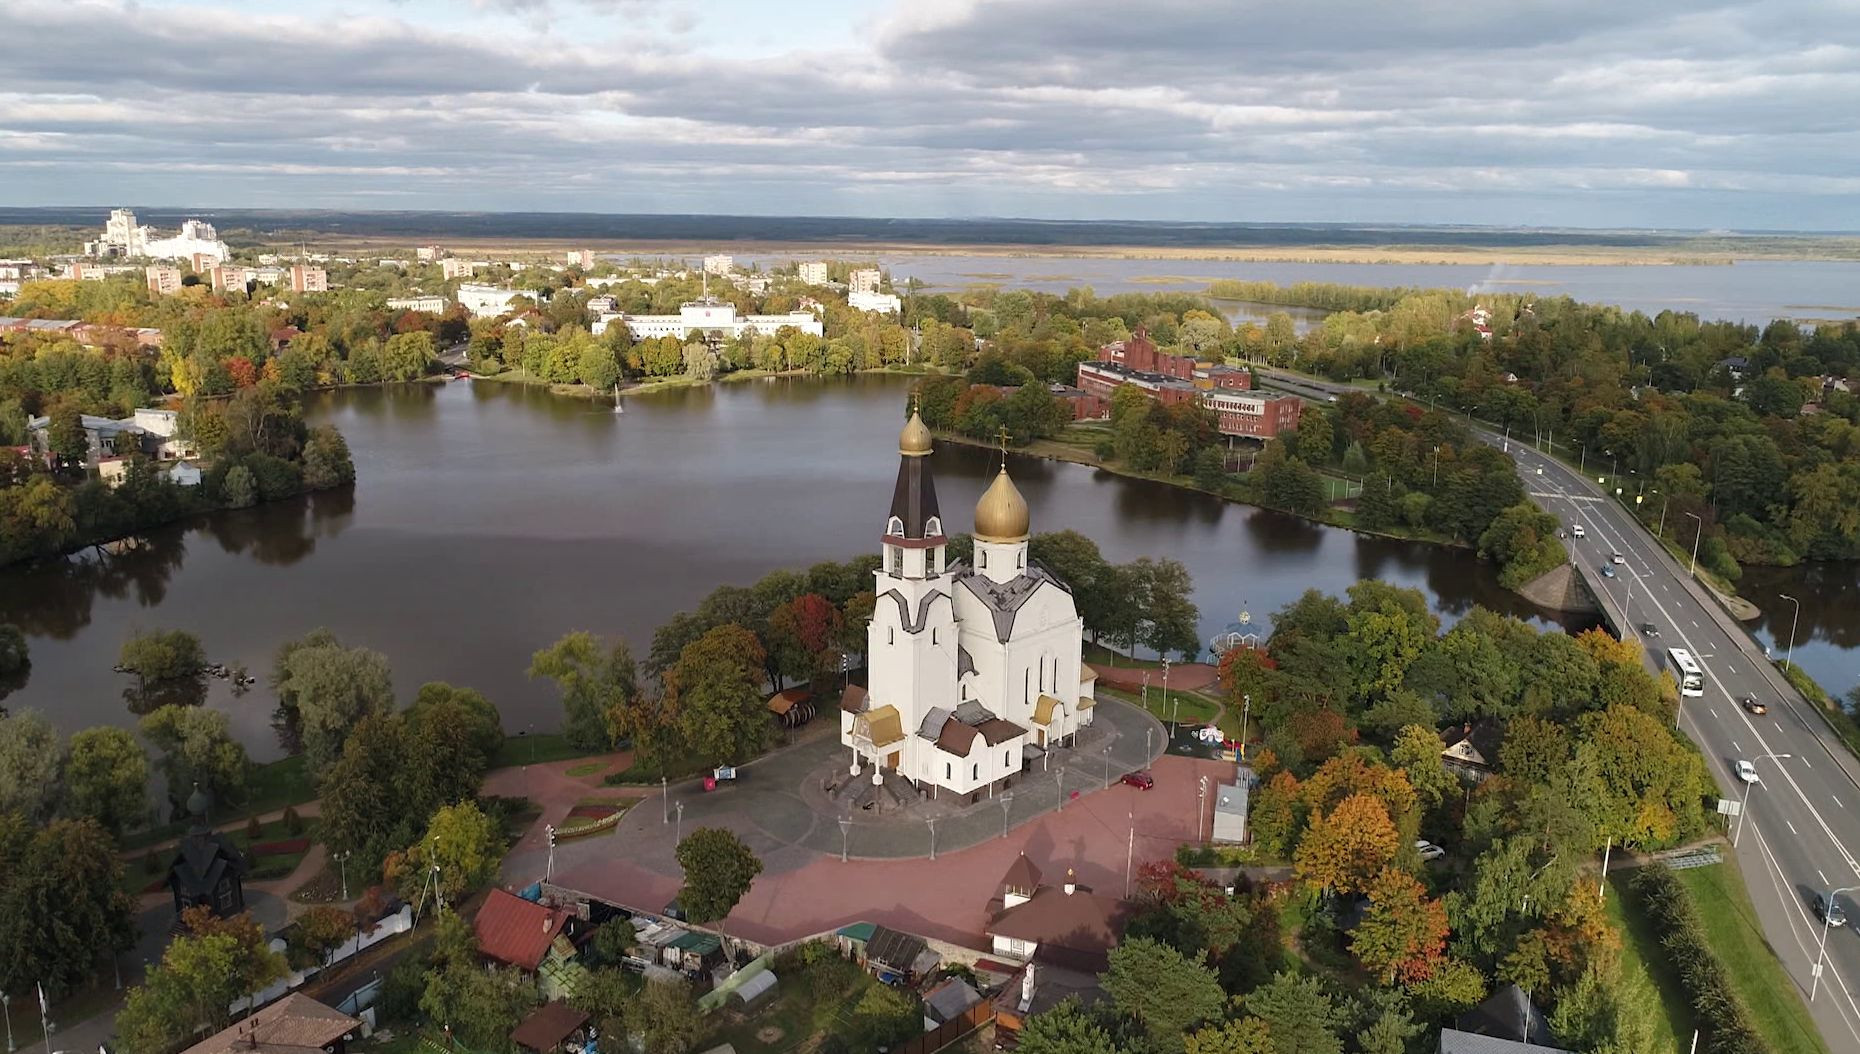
[251,838,312,857]
[556,811,624,840]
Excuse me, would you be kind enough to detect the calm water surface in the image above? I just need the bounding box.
[1,377,1848,757]
[738,254,1860,326]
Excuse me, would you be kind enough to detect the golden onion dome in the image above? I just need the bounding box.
[974,467,1030,542]
[899,411,933,456]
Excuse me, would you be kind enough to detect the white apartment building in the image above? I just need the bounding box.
[702,254,734,276]
[849,267,883,295]
[456,283,523,319]
[85,209,230,264]
[797,261,830,285]
[850,289,903,314]
[416,245,444,262]
[387,295,450,313]
[290,265,328,293]
[566,250,596,268]
[145,265,183,296]
[591,300,823,341]
[442,259,484,280]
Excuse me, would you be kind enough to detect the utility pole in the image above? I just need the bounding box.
[545,824,557,880]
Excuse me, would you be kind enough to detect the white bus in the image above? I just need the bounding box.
[1666,647,1705,698]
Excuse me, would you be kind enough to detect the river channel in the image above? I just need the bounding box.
[1,375,1851,758]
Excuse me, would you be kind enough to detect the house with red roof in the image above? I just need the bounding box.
[474,888,577,971]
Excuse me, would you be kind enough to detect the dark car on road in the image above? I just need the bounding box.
[1641,623,1659,637]
[1120,771,1155,790]
[1740,696,1769,715]
[1815,890,1847,928]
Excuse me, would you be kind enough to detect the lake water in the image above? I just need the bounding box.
[0,376,1630,758]
[738,254,1860,326]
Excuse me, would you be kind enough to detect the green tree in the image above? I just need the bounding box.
[406,680,506,764]
[287,905,357,969]
[220,463,257,507]
[272,632,395,776]
[318,713,421,867]
[529,631,639,751]
[0,623,30,699]
[666,624,770,764]
[1101,937,1226,1053]
[419,960,540,1053]
[635,979,702,1054]
[300,426,356,490]
[570,967,635,1042]
[117,911,288,1054]
[1293,794,1401,895]
[1019,998,1128,1054]
[1030,530,1116,641]
[382,331,436,381]
[1296,408,1335,463]
[0,816,137,998]
[0,708,63,822]
[675,826,763,928]
[1244,972,1345,1054]
[139,704,251,814]
[847,982,924,1051]
[64,726,148,834]
[1129,557,1201,661]
[1184,1019,1272,1054]
[1389,723,1455,812]
[396,800,503,906]
[119,627,205,682]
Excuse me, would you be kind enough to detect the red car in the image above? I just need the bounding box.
[1120,771,1155,790]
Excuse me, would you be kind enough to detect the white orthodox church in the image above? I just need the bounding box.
[839,412,1095,801]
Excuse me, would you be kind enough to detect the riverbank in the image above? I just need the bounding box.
[476,362,943,400]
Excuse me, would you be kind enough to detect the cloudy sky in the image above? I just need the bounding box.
[2,0,1858,229]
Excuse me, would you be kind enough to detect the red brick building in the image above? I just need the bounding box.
[1204,389,1303,439]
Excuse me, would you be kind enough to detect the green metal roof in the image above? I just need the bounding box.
[835,922,876,941]
[667,931,722,954]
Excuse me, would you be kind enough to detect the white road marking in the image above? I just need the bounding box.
[1823,870,1831,884]
[1790,820,1801,835]
[1735,740,1744,752]
[1711,707,1720,719]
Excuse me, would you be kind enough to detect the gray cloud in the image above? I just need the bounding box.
[0,0,1854,227]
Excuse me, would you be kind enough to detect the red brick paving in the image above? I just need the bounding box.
[1087,661,1218,692]
[548,753,1237,951]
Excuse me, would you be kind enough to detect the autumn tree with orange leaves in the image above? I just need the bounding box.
[1293,792,1401,895]
[1351,867,1449,983]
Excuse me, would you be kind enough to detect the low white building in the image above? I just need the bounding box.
[386,295,449,313]
[592,300,823,341]
[850,289,902,314]
[457,283,524,319]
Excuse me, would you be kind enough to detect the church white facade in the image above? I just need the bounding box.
[840,413,1095,800]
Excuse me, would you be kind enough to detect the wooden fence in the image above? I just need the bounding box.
[891,1001,996,1054]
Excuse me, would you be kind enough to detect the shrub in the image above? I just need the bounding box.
[144,849,162,875]
[1630,868,1769,1054]
[246,816,263,841]
[282,805,305,835]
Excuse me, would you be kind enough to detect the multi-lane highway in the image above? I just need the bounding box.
[1257,370,1860,1045]
[1502,434,1860,1047]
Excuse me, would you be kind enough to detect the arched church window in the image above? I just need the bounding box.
[971,764,978,780]
[888,627,895,645]
[926,516,942,536]
[887,516,904,536]
[1017,550,1024,569]
[980,551,987,568]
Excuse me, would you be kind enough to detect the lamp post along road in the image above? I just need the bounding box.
[4,992,13,1054]
[1685,512,1703,576]
[1813,885,1860,1002]
[839,819,850,863]
[1780,593,1802,671]
[927,818,937,861]
[1734,753,1791,848]
[1001,793,1014,839]
[674,800,684,846]
[1197,776,1209,845]
[1240,693,1252,760]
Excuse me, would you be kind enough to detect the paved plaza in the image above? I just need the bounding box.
[503,699,1238,949]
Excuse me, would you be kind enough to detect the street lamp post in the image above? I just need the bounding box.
[1145,726,1152,763]
[1733,753,1791,848]
[334,849,352,902]
[1240,693,1252,760]
[1102,743,1111,789]
[1685,512,1703,576]
[1000,793,1014,840]
[4,992,14,1054]
[1124,815,1135,898]
[1812,885,1859,1002]
[1055,767,1065,811]
[674,800,684,846]
[1197,776,1209,845]
[662,776,668,824]
[839,819,850,862]
[1780,593,1802,671]
[545,824,556,880]
[927,818,937,861]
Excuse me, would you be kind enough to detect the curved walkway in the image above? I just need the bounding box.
[1087,661,1218,692]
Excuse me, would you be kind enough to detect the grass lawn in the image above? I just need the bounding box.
[491,732,602,769]
[121,815,318,895]
[1098,684,1220,726]
[605,744,713,785]
[564,760,608,778]
[1675,862,1831,1054]
[697,955,887,1054]
[1604,872,1693,1051]
[119,754,317,851]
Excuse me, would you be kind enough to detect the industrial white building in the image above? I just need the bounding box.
[386,296,450,313]
[86,210,230,265]
[849,289,903,314]
[456,283,525,319]
[591,300,822,341]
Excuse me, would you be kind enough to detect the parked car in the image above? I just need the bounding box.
[1572,523,1586,538]
[1415,840,1446,862]
[1641,622,1659,637]
[1816,890,1848,928]
[1600,564,1616,578]
[1120,771,1155,790]
[1736,759,1759,783]
[1740,696,1769,715]
[1611,552,1626,564]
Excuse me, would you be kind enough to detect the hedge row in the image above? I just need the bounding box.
[1631,867,1771,1054]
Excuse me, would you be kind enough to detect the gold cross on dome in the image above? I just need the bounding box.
[994,427,1014,469]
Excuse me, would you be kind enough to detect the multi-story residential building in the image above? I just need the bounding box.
[145,265,183,296]
[797,260,830,285]
[702,254,734,276]
[586,295,618,315]
[591,300,822,341]
[386,295,450,313]
[289,265,328,293]
[849,267,883,295]
[565,249,596,268]
[441,258,483,280]
[416,245,444,262]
